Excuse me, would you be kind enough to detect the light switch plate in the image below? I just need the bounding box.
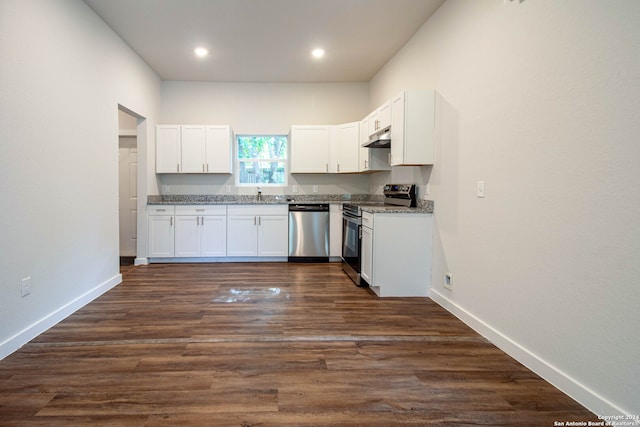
[476,181,486,198]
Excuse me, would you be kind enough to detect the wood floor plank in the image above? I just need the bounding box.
[0,262,600,426]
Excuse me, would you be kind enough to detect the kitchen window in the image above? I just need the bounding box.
[236,135,287,186]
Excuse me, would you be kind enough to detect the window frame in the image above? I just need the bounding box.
[235,134,288,187]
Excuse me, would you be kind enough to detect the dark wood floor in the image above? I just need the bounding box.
[0,263,597,426]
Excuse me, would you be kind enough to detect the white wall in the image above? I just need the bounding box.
[369,0,640,416]
[158,81,372,196]
[0,0,161,358]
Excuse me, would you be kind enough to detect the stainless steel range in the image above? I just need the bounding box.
[341,184,417,286]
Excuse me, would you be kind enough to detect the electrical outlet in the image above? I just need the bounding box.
[292,185,298,193]
[21,276,31,297]
[226,185,231,193]
[444,273,453,290]
[313,185,318,193]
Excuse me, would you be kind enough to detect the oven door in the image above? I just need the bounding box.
[341,213,363,286]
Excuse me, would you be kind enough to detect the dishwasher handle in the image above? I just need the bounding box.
[288,204,329,212]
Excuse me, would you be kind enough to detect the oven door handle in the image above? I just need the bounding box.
[343,214,361,226]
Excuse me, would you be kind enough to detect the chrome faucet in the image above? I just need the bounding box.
[257,187,262,201]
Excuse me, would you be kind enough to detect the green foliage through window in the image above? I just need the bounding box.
[237,135,287,185]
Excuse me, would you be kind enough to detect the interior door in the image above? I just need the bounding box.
[119,137,137,257]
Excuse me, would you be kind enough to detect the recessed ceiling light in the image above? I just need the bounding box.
[194,47,208,57]
[311,48,325,58]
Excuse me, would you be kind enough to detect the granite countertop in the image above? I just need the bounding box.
[147,194,377,206]
[147,194,434,213]
[359,203,433,214]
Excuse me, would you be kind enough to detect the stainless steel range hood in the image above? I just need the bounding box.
[362,126,391,148]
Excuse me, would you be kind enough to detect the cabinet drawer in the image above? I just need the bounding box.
[362,211,374,228]
[227,204,287,216]
[175,205,226,216]
[148,206,175,215]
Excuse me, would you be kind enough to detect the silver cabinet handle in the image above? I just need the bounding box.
[206,163,209,172]
[177,163,180,173]
[365,159,368,169]
[326,163,328,172]
[170,217,173,226]
[202,164,205,172]
[337,164,340,172]
[254,216,257,225]
[258,216,261,226]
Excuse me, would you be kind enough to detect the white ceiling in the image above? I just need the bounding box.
[83,0,445,83]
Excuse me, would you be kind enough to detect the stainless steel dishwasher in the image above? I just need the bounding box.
[288,204,330,262]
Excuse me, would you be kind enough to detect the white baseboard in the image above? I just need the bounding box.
[0,274,122,360]
[429,288,628,418]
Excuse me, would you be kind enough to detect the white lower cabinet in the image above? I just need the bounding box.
[360,218,373,284]
[361,211,432,297]
[148,206,175,258]
[329,204,342,258]
[257,215,289,256]
[227,205,288,257]
[174,206,227,257]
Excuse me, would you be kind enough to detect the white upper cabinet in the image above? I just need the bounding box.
[180,125,206,173]
[359,118,391,173]
[367,100,392,136]
[205,125,233,173]
[156,125,181,173]
[390,90,435,166]
[291,123,361,174]
[336,122,360,173]
[156,124,233,174]
[290,125,331,173]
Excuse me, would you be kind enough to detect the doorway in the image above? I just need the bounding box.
[118,108,138,266]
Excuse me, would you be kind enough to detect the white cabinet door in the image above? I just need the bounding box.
[201,215,227,256]
[156,125,181,173]
[174,206,227,257]
[148,214,174,257]
[336,122,359,173]
[174,215,199,257]
[180,125,206,173]
[257,215,288,256]
[390,90,435,166]
[367,101,391,136]
[361,224,373,285]
[227,215,258,256]
[290,125,331,173]
[390,93,405,167]
[205,125,232,173]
